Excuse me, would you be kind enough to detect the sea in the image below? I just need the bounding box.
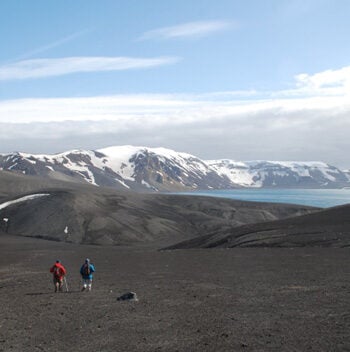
[177,189,350,208]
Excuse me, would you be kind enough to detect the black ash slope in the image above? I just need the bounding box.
[0,171,317,247]
[166,203,350,249]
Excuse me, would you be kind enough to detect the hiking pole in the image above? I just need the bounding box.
[64,277,69,292]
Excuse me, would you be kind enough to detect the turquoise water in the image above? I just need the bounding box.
[179,189,350,208]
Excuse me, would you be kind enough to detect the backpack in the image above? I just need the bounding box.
[53,265,62,278]
[83,264,91,276]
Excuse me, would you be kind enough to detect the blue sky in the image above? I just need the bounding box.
[1,0,350,167]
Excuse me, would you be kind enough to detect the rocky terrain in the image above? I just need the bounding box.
[0,234,350,352]
[1,169,350,351]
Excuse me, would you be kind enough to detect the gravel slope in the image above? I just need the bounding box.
[0,234,350,351]
[166,204,350,249]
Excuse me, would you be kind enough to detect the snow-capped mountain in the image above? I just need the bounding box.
[0,146,236,191]
[208,160,350,188]
[0,146,349,191]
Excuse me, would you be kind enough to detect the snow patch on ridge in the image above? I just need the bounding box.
[0,194,50,210]
[97,146,138,181]
[207,159,258,187]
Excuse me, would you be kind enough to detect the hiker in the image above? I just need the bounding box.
[80,258,95,292]
[50,260,67,293]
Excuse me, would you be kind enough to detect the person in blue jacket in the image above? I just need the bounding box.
[80,258,95,292]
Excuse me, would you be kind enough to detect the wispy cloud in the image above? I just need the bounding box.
[0,56,180,80]
[14,29,92,61]
[139,20,234,40]
[1,65,350,124]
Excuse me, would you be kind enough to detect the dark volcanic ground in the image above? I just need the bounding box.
[1,234,350,352]
[0,170,317,247]
[167,204,350,249]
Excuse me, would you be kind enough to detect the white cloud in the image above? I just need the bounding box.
[139,20,234,40]
[1,65,350,167]
[0,56,180,80]
[294,66,350,94]
[1,66,350,125]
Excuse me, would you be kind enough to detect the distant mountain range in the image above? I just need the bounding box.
[0,146,349,191]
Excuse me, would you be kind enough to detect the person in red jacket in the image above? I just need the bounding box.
[50,260,67,293]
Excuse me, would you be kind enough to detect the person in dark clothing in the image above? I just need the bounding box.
[80,258,95,292]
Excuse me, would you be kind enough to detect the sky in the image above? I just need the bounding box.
[1,0,350,168]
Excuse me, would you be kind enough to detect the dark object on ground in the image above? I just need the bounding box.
[117,292,138,301]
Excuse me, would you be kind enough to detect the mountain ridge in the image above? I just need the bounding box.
[1,145,349,191]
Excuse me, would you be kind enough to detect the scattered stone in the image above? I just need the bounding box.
[117,292,138,301]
